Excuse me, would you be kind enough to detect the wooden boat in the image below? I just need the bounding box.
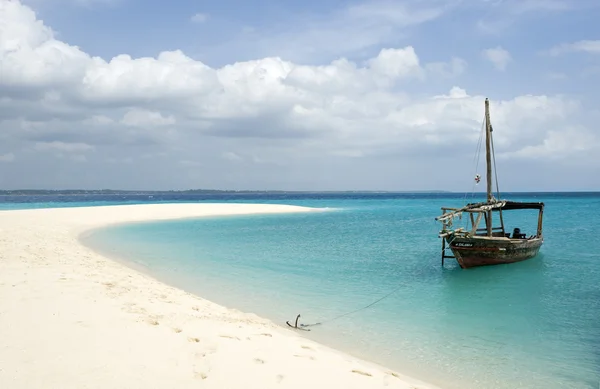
[435,98,545,269]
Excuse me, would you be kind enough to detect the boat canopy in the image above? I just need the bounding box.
[496,201,545,211]
[436,200,544,222]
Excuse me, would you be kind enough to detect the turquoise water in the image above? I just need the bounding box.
[80,194,599,389]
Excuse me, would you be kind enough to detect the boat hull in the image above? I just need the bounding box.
[448,236,543,269]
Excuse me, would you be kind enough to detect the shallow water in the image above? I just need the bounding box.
[78,193,600,389]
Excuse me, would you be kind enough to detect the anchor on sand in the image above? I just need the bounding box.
[286,314,311,331]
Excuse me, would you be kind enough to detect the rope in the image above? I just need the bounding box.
[461,114,485,231]
[465,116,485,203]
[287,283,405,330]
[490,130,501,199]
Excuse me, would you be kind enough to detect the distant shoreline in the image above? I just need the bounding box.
[0,189,452,195]
[1,189,598,196]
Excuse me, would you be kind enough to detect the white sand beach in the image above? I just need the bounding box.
[0,203,438,389]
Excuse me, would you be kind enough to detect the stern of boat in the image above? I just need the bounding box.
[449,236,543,268]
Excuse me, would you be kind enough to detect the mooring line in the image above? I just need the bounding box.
[286,283,404,331]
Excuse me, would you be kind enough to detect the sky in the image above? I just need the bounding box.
[0,0,599,191]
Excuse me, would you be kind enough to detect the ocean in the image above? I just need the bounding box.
[3,192,599,389]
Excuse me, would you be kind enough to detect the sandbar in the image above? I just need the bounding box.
[0,203,439,389]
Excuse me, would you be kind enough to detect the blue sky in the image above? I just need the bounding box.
[20,0,600,98]
[1,0,599,190]
[29,0,598,78]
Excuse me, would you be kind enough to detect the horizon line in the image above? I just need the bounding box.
[1,189,600,194]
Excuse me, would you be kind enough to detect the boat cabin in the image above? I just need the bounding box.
[439,200,545,240]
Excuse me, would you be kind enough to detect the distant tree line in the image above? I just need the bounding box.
[0,189,452,195]
[0,189,289,195]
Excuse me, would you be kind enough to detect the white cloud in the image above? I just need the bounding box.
[366,47,423,79]
[547,40,600,56]
[121,109,176,127]
[482,46,512,70]
[210,0,452,63]
[425,57,467,77]
[69,154,87,162]
[32,141,94,163]
[507,0,571,14]
[472,0,595,35]
[221,152,243,162]
[0,152,15,162]
[499,126,599,160]
[34,141,95,152]
[0,0,597,190]
[179,159,203,167]
[190,13,208,23]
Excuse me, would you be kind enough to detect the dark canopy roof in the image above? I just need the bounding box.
[465,200,545,211]
[500,201,545,210]
[437,199,544,222]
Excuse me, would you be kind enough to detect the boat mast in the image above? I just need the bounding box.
[484,98,493,237]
